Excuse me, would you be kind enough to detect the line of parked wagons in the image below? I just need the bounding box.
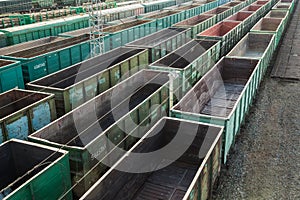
[0,0,295,199]
[0,0,193,30]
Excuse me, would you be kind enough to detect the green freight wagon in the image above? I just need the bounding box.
[126,27,192,63]
[50,15,89,36]
[165,2,209,19]
[102,19,157,49]
[0,36,65,55]
[138,10,185,29]
[266,10,289,31]
[250,17,285,48]
[106,17,141,26]
[0,60,24,93]
[182,3,213,18]
[150,39,221,97]
[272,1,295,20]
[0,89,56,144]
[32,0,54,9]
[203,6,233,22]
[58,25,111,37]
[224,11,255,36]
[279,0,296,13]
[171,57,262,163]
[0,15,89,46]
[197,21,242,56]
[57,28,112,52]
[58,27,91,37]
[101,4,145,23]
[253,0,273,16]
[0,139,72,200]
[227,33,276,79]
[266,9,289,18]
[241,4,264,20]
[188,0,220,17]
[191,0,219,12]
[223,1,246,13]
[142,0,176,13]
[27,47,149,116]
[1,35,98,83]
[0,32,7,47]
[173,14,217,38]
[29,69,173,198]
[79,117,224,200]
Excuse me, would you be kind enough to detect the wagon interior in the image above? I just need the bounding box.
[81,118,221,200]
[0,37,64,55]
[174,14,214,26]
[227,33,273,58]
[0,141,62,196]
[103,20,151,33]
[174,58,259,117]
[224,1,242,7]
[143,10,180,19]
[152,40,218,69]
[0,90,49,119]
[266,10,287,18]
[0,60,14,68]
[30,71,169,148]
[205,7,230,15]
[225,11,252,21]
[252,18,282,32]
[7,35,90,58]
[242,5,262,12]
[127,28,187,47]
[198,21,240,37]
[274,3,291,9]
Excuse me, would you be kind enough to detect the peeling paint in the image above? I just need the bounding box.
[6,116,29,140]
[32,102,51,131]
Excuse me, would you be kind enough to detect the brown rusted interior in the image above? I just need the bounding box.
[0,90,49,118]
[30,71,169,147]
[8,35,90,58]
[175,14,213,26]
[80,118,221,200]
[174,58,259,117]
[145,10,179,19]
[152,40,218,69]
[103,20,151,33]
[0,60,14,68]
[252,18,282,31]
[0,141,61,192]
[228,33,273,58]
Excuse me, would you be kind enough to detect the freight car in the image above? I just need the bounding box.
[27,47,149,116]
[80,117,224,200]
[0,0,32,14]
[0,1,295,200]
[29,70,172,197]
[0,89,56,143]
[0,139,72,200]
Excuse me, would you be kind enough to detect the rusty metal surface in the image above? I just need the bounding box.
[271,5,300,80]
[133,162,197,200]
[201,83,245,117]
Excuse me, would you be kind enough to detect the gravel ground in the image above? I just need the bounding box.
[212,3,300,200]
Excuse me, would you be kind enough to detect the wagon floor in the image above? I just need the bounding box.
[133,161,198,200]
[243,49,265,58]
[201,82,244,117]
